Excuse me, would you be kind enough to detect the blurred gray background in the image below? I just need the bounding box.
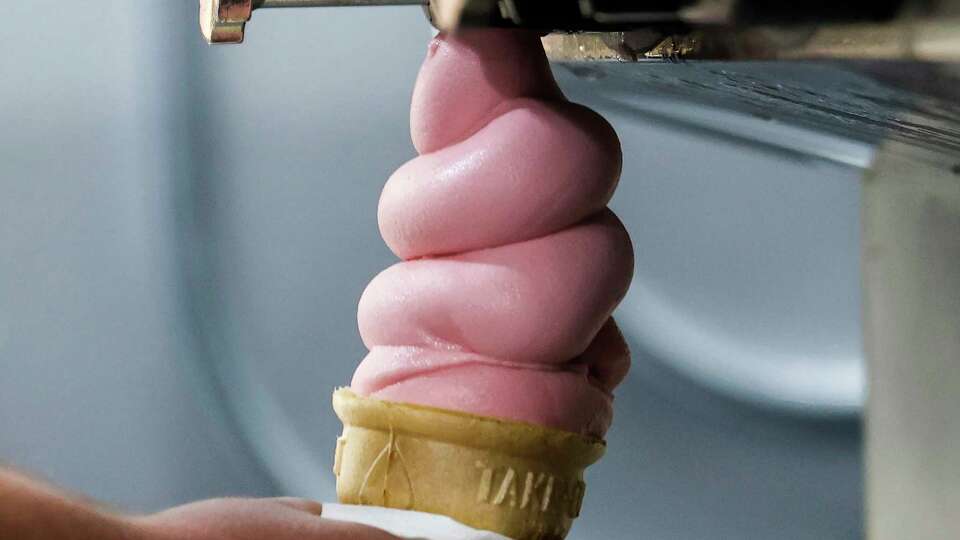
[1,1,863,538]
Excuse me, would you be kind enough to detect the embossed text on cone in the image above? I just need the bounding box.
[332,388,606,540]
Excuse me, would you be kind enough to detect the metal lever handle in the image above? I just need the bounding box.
[200,0,428,44]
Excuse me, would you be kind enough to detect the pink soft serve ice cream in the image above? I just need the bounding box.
[351,30,633,439]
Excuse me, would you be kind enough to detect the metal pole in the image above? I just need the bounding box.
[863,138,960,539]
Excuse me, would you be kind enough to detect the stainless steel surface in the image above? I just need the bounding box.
[549,60,960,164]
[863,142,960,540]
[542,19,960,63]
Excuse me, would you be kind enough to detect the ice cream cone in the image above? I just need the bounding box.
[332,388,606,540]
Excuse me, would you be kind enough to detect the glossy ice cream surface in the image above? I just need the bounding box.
[352,31,633,438]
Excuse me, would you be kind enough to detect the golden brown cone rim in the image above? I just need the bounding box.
[333,388,606,467]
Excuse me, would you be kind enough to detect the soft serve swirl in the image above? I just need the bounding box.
[352,30,634,438]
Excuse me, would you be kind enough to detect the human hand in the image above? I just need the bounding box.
[133,497,400,540]
[132,498,395,540]
[0,468,397,540]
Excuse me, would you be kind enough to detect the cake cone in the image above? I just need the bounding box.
[332,388,606,540]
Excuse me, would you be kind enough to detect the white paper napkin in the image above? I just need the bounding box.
[321,503,512,540]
